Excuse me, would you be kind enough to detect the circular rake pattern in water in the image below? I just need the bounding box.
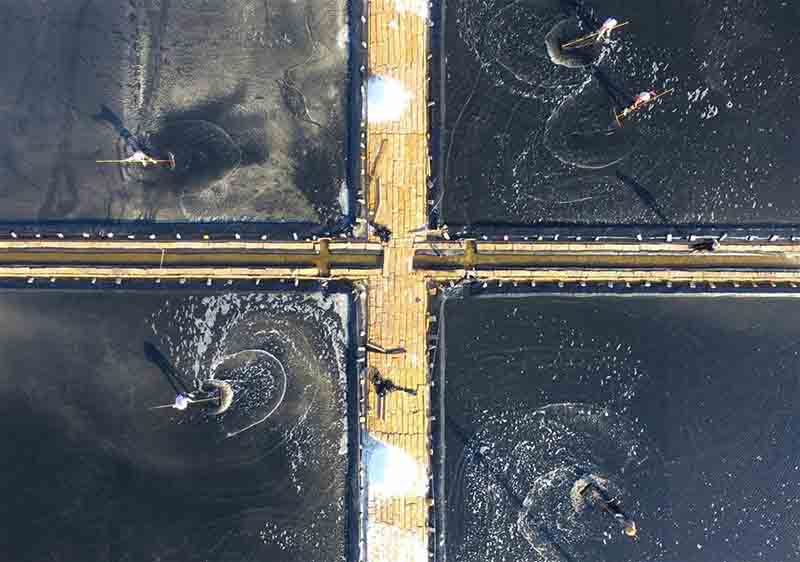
[208,349,288,438]
[481,89,659,223]
[457,0,599,101]
[544,77,640,169]
[459,403,654,562]
[517,466,635,560]
[486,127,643,223]
[125,119,243,200]
[545,18,603,69]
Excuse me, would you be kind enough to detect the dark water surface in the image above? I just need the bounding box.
[441,0,800,229]
[443,293,800,562]
[0,290,351,562]
[0,0,350,226]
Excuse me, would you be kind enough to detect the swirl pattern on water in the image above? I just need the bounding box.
[513,404,647,560]
[145,293,349,471]
[456,403,655,562]
[208,349,289,437]
[483,119,651,224]
[0,290,351,562]
[545,18,602,70]
[450,0,800,224]
[544,78,640,169]
[454,0,650,221]
[146,292,350,557]
[457,0,598,102]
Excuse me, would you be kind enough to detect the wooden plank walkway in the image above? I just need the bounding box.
[363,0,431,558]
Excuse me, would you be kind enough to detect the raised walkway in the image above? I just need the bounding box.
[362,0,432,559]
[4,240,800,281]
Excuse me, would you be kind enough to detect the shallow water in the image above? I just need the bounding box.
[442,0,800,228]
[0,0,349,225]
[443,294,800,562]
[0,290,351,562]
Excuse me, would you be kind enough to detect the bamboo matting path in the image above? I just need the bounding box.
[362,0,432,558]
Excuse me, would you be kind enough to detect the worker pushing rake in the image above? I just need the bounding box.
[614,88,674,126]
[560,15,676,126]
[562,17,630,49]
[93,104,177,171]
[97,150,177,170]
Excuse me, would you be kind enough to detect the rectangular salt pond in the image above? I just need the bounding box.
[0,286,357,562]
[438,290,800,562]
[438,1,800,235]
[0,0,357,235]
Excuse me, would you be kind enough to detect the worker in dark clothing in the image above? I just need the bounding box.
[690,238,719,252]
[369,367,417,419]
[373,223,392,243]
[578,479,637,538]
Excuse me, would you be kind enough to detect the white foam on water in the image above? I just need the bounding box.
[394,0,429,19]
[338,179,350,215]
[366,76,411,123]
[366,523,428,562]
[332,292,351,393]
[363,434,427,497]
[150,291,350,426]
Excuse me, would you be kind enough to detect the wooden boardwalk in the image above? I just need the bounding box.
[363,0,432,559]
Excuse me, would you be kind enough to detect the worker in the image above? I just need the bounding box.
[370,369,389,419]
[369,368,417,419]
[633,91,657,109]
[173,393,191,411]
[690,238,719,252]
[620,91,657,118]
[124,150,174,168]
[373,223,392,243]
[129,151,155,167]
[596,18,619,42]
[370,370,417,397]
[579,480,637,538]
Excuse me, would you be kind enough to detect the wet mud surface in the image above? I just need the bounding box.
[443,294,800,562]
[0,0,350,226]
[441,0,800,229]
[0,290,351,562]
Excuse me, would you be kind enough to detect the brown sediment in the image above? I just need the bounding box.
[204,379,234,416]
